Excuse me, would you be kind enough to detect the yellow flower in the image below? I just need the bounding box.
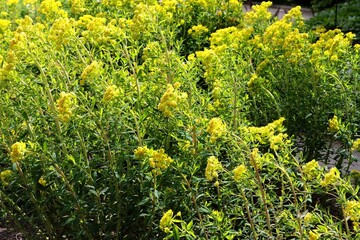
[70,0,86,14]
[320,167,340,187]
[0,19,11,33]
[344,200,360,222]
[23,0,36,4]
[10,142,27,163]
[49,18,76,47]
[206,117,227,143]
[303,212,314,224]
[0,170,13,186]
[160,209,173,233]
[56,92,76,122]
[6,0,19,5]
[149,148,173,172]
[39,0,67,19]
[80,61,101,85]
[233,165,247,181]
[38,176,47,187]
[158,84,187,117]
[134,146,150,159]
[205,156,222,181]
[269,133,288,151]
[103,85,120,102]
[244,1,272,26]
[309,231,319,240]
[352,139,360,152]
[302,159,320,180]
[188,24,209,37]
[328,115,340,133]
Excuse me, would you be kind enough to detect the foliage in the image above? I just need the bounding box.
[307,0,360,43]
[0,0,360,239]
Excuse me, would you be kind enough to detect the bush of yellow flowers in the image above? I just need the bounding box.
[1,0,360,239]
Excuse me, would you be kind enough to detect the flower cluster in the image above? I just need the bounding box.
[0,170,12,186]
[69,0,86,14]
[80,61,102,85]
[149,148,173,173]
[38,0,68,20]
[205,156,222,182]
[49,17,76,47]
[134,146,150,159]
[246,117,290,151]
[320,167,340,187]
[38,176,47,187]
[134,146,173,175]
[309,231,320,240]
[302,159,321,181]
[6,0,18,5]
[351,138,360,152]
[344,200,360,222]
[328,115,340,133]
[56,92,76,122]
[158,83,187,117]
[249,148,273,169]
[188,24,209,38]
[233,164,247,182]
[243,1,272,27]
[303,212,314,224]
[77,15,120,45]
[10,142,27,163]
[103,85,120,102]
[160,209,173,233]
[206,117,227,143]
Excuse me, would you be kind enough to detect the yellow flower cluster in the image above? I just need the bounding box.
[0,170,12,186]
[10,142,27,163]
[38,0,68,20]
[246,117,290,151]
[269,133,288,151]
[303,212,314,224]
[103,85,120,102]
[38,176,47,187]
[344,200,360,222]
[309,231,319,240]
[261,15,308,62]
[302,159,320,181]
[158,83,187,117]
[160,209,173,233]
[134,146,173,175]
[206,117,227,143]
[0,19,11,33]
[6,0,18,5]
[69,0,86,14]
[80,61,102,85]
[77,15,120,45]
[49,17,76,47]
[205,156,222,181]
[351,138,360,152]
[311,29,354,65]
[188,24,209,37]
[233,164,247,181]
[56,92,76,122]
[149,148,173,172]
[320,167,340,187]
[134,146,150,159]
[328,115,340,133]
[243,1,272,27]
[249,148,273,169]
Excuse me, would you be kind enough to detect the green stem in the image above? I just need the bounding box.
[250,152,272,236]
[239,188,257,240]
[16,162,54,239]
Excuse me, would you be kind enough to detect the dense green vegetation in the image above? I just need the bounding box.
[1,0,360,239]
